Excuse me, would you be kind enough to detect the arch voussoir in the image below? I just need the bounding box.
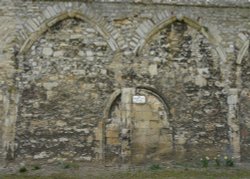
[19,2,121,54]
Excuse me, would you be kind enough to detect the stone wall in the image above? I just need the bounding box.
[0,0,250,166]
[140,21,228,160]
[32,0,250,8]
[0,0,18,165]
[239,34,250,162]
[16,18,115,162]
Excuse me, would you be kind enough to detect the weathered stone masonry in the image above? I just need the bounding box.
[0,0,250,166]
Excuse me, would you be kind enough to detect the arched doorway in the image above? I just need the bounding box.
[105,87,172,165]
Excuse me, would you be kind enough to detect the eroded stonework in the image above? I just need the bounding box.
[239,43,250,162]
[0,0,250,167]
[141,21,228,159]
[16,18,115,162]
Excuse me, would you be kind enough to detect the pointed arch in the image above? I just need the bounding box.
[18,3,121,54]
[132,14,226,64]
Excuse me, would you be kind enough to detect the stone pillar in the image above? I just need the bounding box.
[95,121,104,160]
[0,57,20,166]
[227,88,240,160]
[120,88,135,164]
[2,89,18,161]
[121,88,135,127]
[0,63,17,166]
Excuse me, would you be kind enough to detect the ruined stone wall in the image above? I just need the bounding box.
[140,21,227,160]
[0,0,250,166]
[239,35,250,162]
[0,0,18,165]
[16,18,116,162]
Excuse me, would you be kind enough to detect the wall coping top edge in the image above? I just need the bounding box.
[26,0,250,8]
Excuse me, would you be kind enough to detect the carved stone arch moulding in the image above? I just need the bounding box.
[131,13,227,84]
[102,86,173,165]
[236,34,250,89]
[103,86,172,119]
[133,13,226,59]
[18,2,122,55]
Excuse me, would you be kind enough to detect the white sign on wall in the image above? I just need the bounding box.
[133,96,146,104]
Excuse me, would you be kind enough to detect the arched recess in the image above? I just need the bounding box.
[103,86,171,119]
[103,86,173,165]
[133,15,226,63]
[132,15,227,83]
[14,7,120,162]
[130,14,231,160]
[237,35,250,162]
[19,11,120,54]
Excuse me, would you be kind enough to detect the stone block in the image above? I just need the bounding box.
[136,27,146,38]
[195,75,207,87]
[43,9,53,19]
[58,2,67,12]
[55,120,67,127]
[30,120,49,128]
[149,120,160,128]
[227,95,238,105]
[43,82,58,90]
[148,64,158,76]
[47,6,57,17]
[53,51,64,57]
[59,138,69,142]
[106,137,120,145]
[133,120,150,128]
[106,129,119,138]
[158,134,172,153]
[33,152,49,159]
[42,47,53,56]
[27,19,39,32]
